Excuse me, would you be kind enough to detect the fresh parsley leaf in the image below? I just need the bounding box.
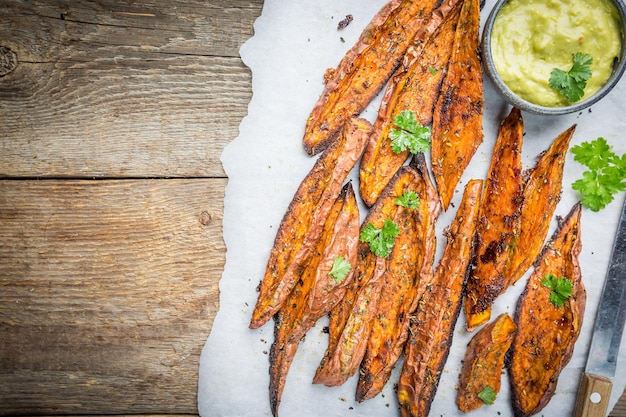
[428,65,437,75]
[329,256,351,283]
[389,110,431,154]
[571,137,626,211]
[549,52,593,103]
[359,219,400,258]
[477,386,497,405]
[541,273,574,307]
[396,190,420,210]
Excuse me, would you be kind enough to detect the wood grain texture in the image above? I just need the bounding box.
[0,179,225,414]
[0,0,263,178]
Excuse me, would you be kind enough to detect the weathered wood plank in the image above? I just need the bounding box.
[0,179,225,415]
[0,0,263,178]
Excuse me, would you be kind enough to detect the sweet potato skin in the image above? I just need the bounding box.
[303,0,462,155]
[250,117,372,329]
[268,183,360,417]
[457,313,517,412]
[314,164,427,387]
[356,155,440,401]
[508,203,585,417]
[358,1,461,207]
[397,179,483,417]
[503,124,576,290]
[464,107,524,331]
[431,0,484,210]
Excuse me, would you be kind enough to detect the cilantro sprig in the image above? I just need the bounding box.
[389,110,431,154]
[477,386,497,405]
[541,273,574,307]
[571,137,626,212]
[549,52,593,103]
[329,256,351,283]
[360,219,400,258]
[396,190,420,210]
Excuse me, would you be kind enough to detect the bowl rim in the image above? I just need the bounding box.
[482,0,626,115]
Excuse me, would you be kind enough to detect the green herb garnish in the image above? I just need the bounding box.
[541,273,574,307]
[549,52,593,103]
[396,190,420,210]
[477,386,497,405]
[329,256,351,283]
[389,110,431,154]
[359,219,400,258]
[571,137,626,212]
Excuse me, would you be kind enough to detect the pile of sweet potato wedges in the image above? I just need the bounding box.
[249,0,586,416]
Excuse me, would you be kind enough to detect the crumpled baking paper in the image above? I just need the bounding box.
[198,1,626,415]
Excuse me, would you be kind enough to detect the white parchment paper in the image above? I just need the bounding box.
[199,1,626,416]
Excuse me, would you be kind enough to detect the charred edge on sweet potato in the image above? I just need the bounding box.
[503,124,576,292]
[397,179,483,417]
[314,165,425,387]
[268,182,360,417]
[508,202,585,417]
[430,0,484,210]
[356,154,441,401]
[250,117,372,329]
[464,107,524,331]
[303,0,463,155]
[358,0,462,207]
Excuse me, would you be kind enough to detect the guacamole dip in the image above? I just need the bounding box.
[491,0,623,107]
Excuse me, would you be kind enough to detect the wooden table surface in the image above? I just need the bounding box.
[0,1,624,416]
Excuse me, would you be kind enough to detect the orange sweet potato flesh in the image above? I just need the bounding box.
[358,1,461,207]
[397,179,483,417]
[269,183,361,417]
[457,313,517,412]
[250,117,372,329]
[508,202,585,417]
[431,0,484,210]
[303,0,463,155]
[313,163,430,387]
[356,155,440,401]
[464,107,524,331]
[503,124,576,290]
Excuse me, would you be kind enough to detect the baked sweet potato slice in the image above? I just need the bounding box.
[250,117,372,329]
[269,183,360,417]
[397,179,483,417]
[356,155,440,401]
[508,202,585,417]
[358,1,461,207]
[503,124,576,290]
[430,0,484,210]
[457,312,517,412]
[303,0,463,155]
[314,164,426,387]
[464,107,524,331]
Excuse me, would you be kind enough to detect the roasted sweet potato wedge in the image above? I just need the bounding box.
[356,155,440,401]
[397,179,483,417]
[250,117,372,329]
[503,124,576,290]
[508,203,585,417]
[269,183,360,417]
[457,313,517,412]
[431,0,484,210]
[314,164,427,387]
[358,1,462,207]
[464,107,524,331]
[303,0,462,155]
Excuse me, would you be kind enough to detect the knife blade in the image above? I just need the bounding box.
[574,196,626,417]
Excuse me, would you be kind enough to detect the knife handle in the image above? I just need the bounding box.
[573,373,613,417]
